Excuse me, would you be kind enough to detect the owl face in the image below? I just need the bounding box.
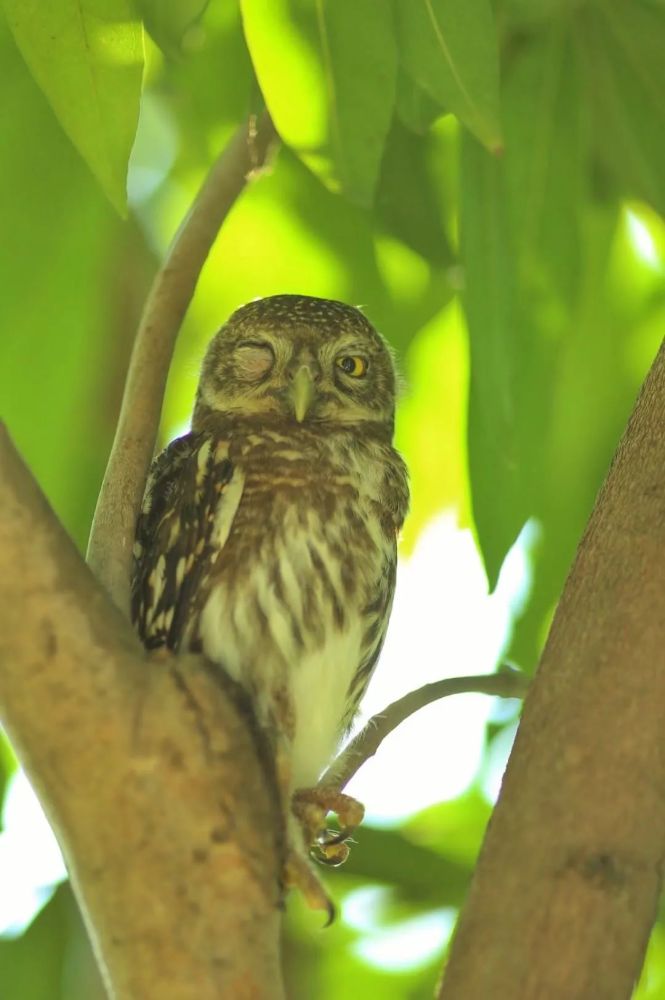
[193,295,397,432]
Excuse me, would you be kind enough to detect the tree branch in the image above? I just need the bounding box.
[321,668,528,793]
[0,425,284,999]
[439,340,665,1000]
[86,112,278,616]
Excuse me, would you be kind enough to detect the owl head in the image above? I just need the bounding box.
[192,294,397,434]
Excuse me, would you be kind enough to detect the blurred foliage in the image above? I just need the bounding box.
[0,884,105,1000]
[1,0,664,995]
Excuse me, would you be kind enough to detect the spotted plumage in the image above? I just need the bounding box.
[132,294,409,806]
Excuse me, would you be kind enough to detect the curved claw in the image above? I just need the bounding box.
[283,850,336,924]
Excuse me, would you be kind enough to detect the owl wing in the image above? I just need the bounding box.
[131,431,244,652]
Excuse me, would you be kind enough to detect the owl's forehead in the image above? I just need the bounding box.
[225,294,378,344]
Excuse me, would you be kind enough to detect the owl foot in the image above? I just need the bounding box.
[283,850,335,926]
[292,786,365,866]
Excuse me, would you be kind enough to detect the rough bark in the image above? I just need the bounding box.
[439,339,665,999]
[0,425,284,1000]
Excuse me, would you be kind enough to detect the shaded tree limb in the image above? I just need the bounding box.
[0,425,284,1000]
[87,112,278,616]
[439,339,665,1000]
[322,668,529,793]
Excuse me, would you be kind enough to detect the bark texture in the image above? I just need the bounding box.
[0,425,284,1000]
[439,339,665,999]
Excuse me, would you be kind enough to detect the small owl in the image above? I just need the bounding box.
[131,294,409,867]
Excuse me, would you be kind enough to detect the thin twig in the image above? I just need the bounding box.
[321,668,529,793]
[87,112,278,615]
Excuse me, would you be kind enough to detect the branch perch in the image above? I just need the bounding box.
[439,339,665,1000]
[87,112,278,616]
[322,668,528,793]
[0,425,283,1000]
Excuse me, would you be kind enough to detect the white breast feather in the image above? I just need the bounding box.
[199,471,388,790]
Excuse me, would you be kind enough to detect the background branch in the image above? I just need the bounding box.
[86,112,278,615]
[0,425,284,999]
[322,668,529,793]
[439,341,665,1000]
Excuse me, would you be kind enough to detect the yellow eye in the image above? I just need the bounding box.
[336,355,368,378]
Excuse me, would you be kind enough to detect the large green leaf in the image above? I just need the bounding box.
[461,29,587,586]
[460,132,525,583]
[2,0,143,214]
[0,15,146,550]
[240,0,397,206]
[395,0,501,151]
[577,0,665,217]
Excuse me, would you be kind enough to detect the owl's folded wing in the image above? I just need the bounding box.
[131,432,244,652]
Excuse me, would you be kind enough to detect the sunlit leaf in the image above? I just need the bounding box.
[0,19,144,549]
[2,0,143,214]
[241,0,397,206]
[395,0,501,151]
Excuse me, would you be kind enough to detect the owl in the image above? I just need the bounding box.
[131,294,409,886]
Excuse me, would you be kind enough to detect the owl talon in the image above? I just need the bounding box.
[283,851,336,925]
[293,786,365,865]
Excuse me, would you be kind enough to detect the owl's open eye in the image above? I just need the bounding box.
[234,341,275,381]
[336,355,368,378]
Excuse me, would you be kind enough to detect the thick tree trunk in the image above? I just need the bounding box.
[439,339,665,999]
[0,426,285,1000]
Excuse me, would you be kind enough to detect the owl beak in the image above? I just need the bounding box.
[289,365,316,422]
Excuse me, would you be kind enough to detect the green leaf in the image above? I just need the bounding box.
[137,0,210,57]
[241,0,397,206]
[461,29,588,586]
[395,0,501,151]
[395,68,445,135]
[460,132,525,583]
[577,0,665,216]
[503,30,586,304]
[375,119,454,267]
[341,825,472,907]
[0,16,138,550]
[0,884,106,1000]
[2,0,143,214]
